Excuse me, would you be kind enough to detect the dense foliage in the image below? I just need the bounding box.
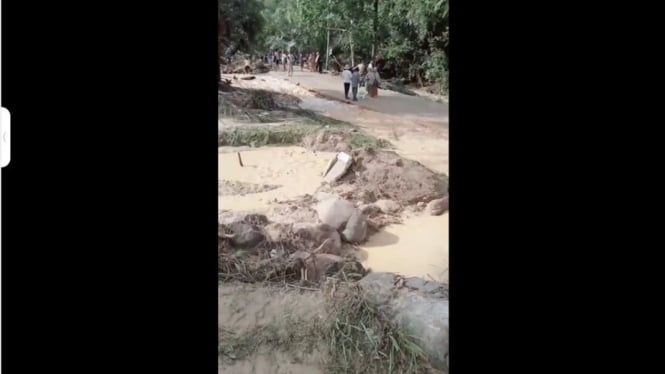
[219,0,449,94]
[219,0,264,58]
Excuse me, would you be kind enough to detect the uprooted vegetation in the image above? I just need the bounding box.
[218,221,448,373]
[220,125,392,150]
[219,283,438,374]
[218,194,448,371]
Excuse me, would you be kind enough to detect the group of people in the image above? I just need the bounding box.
[265,51,323,76]
[263,50,381,101]
[306,52,322,73]
[267,51,295,76]
[341,63,381,101]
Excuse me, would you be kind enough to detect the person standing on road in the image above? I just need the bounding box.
[315,52,322,73]
[350,67,360,101]
[309,52,315,72]
[342,65,352,100]
[287,52,294,77]
[366,67,381,98]
[281,51,287,71]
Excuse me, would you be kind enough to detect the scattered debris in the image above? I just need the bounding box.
[323,152,353,183]
[293,223,343,255]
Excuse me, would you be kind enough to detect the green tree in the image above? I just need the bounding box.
[219,0,264,57]
[251,0,449,93]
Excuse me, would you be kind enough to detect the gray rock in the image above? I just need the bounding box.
[374,199,400,214]
[293,223,342,254]
[391,294,449,371]
[341,210,367,243]
[228,222,265,248]
[358,272,450,371]
[359,272,397,306]
[315,196,356,230]
[358,272,449,371]
[426,196,449,216]
[324,152,353,183]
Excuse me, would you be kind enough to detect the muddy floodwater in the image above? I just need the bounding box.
[219,146,448,282]
[359,214,449,283]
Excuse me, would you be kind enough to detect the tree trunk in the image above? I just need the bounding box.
[350,31,354,67]
[372,0,378,63]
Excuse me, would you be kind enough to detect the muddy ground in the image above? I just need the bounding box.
[219,72,449,373]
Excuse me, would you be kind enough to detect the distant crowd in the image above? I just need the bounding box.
[263,51,323,76]
[263,50,382,100]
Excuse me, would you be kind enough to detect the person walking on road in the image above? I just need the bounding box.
[350,66,360,101]
[342,65,352,100]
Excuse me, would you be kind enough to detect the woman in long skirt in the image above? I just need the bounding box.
[366,68,381,97]
[309,52,316,72]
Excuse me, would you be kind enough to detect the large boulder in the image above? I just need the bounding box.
[359,273,449,371]
[391,294,449,371]
[341,210,368,243]
[315,196,355,230]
